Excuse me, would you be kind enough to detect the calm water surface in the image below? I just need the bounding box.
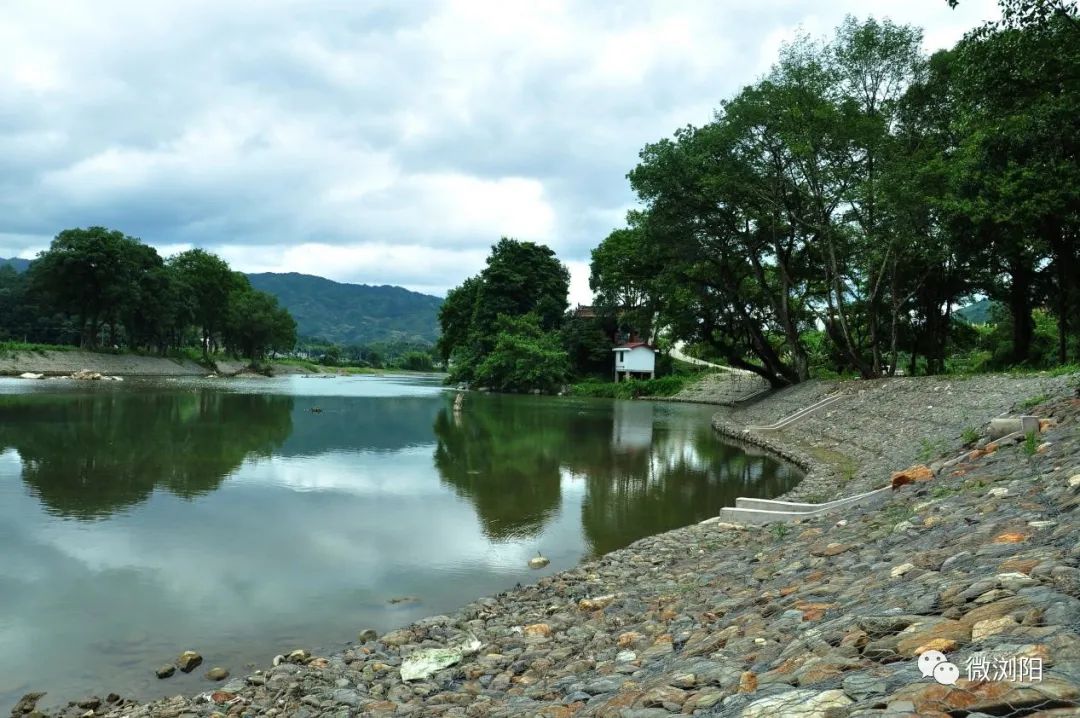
[0,375,799,709]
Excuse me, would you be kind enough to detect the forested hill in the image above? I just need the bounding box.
[246,272,441,345]
[0,257,30,272]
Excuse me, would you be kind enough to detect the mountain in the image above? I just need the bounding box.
[955,298,998,325]
[0,257,30,272]
[246,272,442,345]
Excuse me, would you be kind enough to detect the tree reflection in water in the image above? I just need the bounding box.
[432,395,799,555]
[0,390,293,519]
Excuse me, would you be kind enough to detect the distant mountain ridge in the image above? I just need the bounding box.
[0,257,30,272]
[246,272,442,346]
[1,259,441,345]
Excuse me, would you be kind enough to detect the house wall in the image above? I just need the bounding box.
[614,347,655,373]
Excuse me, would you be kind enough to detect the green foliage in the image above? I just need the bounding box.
[1021,393,1050,409]
[471,314,570,394]
[592,11,1080,382]
[0,341,74,357]
[247,272,441,346]
[398,351,435,372]
[770,523,791,541]
[8,227,298,361]
[441,239,572,391]
[1023,431,1039,456]
[962,426,981,445]
[569,375,691,400]
[223,287,297,361]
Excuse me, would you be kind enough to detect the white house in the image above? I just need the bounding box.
[612,341,656,382]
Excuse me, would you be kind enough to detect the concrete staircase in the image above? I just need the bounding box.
[706,487,891,525]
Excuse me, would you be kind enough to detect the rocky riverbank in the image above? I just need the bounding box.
[0,349,313,378]
[14,374,1080,718]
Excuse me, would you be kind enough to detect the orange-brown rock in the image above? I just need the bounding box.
[891,464,934,489]
[896,620,971,656]
[523,623,552,638]
[914,638,959,655]
[993,532,1028,543]
[738,671,758,693]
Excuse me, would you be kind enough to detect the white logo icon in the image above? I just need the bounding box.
[917,650,960,685]
[918,650,947,678]
[933,662,960,685]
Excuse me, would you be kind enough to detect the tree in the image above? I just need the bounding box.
[30,227,150,348]
[442,238,571,385]
[436,275,481,362]
[472,314,570,393]
[169,249,234,356]
[471,238,570,341]
[224,288,297,361]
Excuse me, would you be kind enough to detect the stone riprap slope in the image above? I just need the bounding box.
[0,350,207,376]
[665,373,771,407]
[720,375,1076,502]
[23,381,1080,718]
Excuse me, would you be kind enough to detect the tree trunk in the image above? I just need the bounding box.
[1008,259,1034,365]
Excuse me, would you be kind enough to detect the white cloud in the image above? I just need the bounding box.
[0,0,999,298]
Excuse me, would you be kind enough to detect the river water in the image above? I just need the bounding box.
[0,374,798,709]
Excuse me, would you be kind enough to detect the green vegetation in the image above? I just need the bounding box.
[962,427,980,445]
[918,438,949,462]
[770,523,791,541]
[439,238,573,393]
[1023,431,1039,456]
[570,375,692,400]
[246,272,441,345]
[0,341,74,357]
[1021,393,1050,409]
[0,228,295,362]
[588,11,1080,386]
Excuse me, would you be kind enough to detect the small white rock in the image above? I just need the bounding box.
[890,563,916,578]
[988,487,1009,498]
[1068,474,1080,488]
[1028,520,1056,530]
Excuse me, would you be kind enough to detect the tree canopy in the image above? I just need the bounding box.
[591,12,1080,384]
[4,227,296,362]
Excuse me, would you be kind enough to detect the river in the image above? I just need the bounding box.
[0,374,798,709]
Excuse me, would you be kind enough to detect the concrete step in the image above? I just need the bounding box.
[747,393,843,431]
[707,487,891,525]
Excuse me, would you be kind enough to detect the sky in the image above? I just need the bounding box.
[0,0,998,303]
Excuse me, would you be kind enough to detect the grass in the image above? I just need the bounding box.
[961,426,980,445]
[917,437,948,462]
[1023,431,1039,456]
[0,340,74,357]
[1020,393,1050,409]
[930,485,961,499]
[570,374,697,400]
[770,523,790,541]
[806,445,859,483]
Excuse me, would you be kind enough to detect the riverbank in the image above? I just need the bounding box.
[0,349,362,378]
[17,373,1080,718]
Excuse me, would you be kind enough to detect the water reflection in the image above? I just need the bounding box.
[0,378,800,710]
[0,391,293,519]
[431,394,800,555]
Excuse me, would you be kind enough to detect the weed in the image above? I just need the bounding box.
[918,438,947,462]
[961,427,980,445]
[1023,431,1039,456]
[930,485,961,499]
[1021,393,1050,409]
[770,523,791,541]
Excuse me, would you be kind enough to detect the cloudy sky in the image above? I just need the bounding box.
[1,1,997,302]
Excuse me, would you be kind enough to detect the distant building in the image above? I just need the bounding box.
[572,304,597,319]
[612,341,656,382]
